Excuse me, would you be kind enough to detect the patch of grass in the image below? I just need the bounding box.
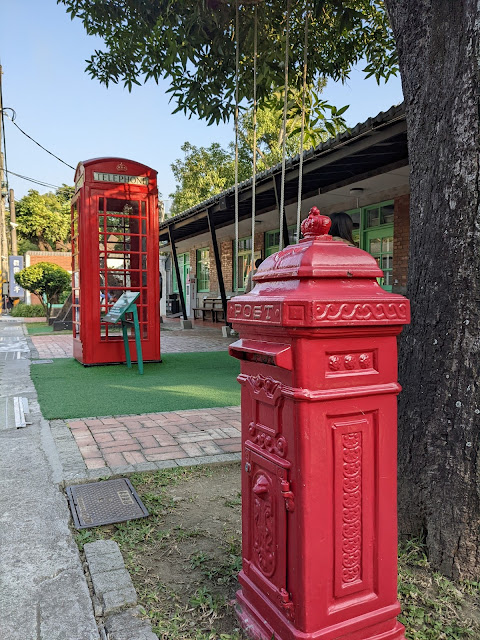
[26,322,72,335]
[72,465,243,640]
[31,352,240,419]
[224,492,241,508]
[398,538,480,639]
[73,467,480,640]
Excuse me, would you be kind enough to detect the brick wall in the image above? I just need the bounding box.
[393,195,410,294]
[190,231,265,298]
[26,251,72,271]
[221,240,233,291]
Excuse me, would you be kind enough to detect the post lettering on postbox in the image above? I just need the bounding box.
[230,301,282,324]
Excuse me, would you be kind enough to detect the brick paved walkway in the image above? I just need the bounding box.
[29,320,242,475]
[31,325,235,359]
[31,335,73,358]
[67,406,241,472]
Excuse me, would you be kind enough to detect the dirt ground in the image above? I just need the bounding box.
[76,463,480,640]
[84,464,244,640]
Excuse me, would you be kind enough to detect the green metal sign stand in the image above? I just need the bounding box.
[103,292,144,374]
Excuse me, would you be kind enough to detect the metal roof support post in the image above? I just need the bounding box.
[273,175,290,250]
[207,208,229,326]
[168,226,188,321]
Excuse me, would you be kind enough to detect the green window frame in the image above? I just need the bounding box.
[235,237,252,291]
[172,252,190,294]
[196,248,210,292]
[265,226,298,257]
[346,200,394,292]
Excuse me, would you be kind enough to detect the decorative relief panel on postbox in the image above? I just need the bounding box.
[331,414,375,603]
[326,350,378,377]
[252,472,276,577]
[314,301,409,324]
[243,374,287,461]
[340,432,362,585]
[244,449,290,617]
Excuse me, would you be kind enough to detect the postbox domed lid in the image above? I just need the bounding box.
[254,207,383,282]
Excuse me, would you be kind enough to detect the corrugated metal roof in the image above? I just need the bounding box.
[160,102,406,232]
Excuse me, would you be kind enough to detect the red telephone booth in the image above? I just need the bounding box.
[71,157,161,365]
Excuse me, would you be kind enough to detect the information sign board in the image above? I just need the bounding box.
[9,256,25,297]
[102,291,143,374]
[103,291,140,324]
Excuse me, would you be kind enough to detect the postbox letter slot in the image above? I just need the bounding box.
[229,339,293,370]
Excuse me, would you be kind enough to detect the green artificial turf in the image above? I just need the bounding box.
[30,352,241,419]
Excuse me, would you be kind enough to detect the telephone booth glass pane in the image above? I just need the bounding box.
[98,197,148,340]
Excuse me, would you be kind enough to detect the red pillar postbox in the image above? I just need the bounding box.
[71,157,160,365]
[228,207,410,640]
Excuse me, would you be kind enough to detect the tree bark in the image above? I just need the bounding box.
[385,0,480,579]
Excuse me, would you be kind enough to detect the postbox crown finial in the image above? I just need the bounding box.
[301,206,331,239]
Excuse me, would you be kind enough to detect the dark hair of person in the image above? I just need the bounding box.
[329,211,355,245]
[254,258,263,269]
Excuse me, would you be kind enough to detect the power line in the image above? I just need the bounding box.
[6,169,62,191]
[2,110,75,170]
[0,102,9,198]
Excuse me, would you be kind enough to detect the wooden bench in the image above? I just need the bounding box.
[193,298,229,322]
[192,298,216,321]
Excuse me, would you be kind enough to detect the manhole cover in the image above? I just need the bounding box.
[66,478,149,529]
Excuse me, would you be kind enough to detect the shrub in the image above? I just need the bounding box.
[11,303,45,318]
[58,287,72,305]
[14,262,71,320]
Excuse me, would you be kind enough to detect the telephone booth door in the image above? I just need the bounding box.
[71,158,161,365]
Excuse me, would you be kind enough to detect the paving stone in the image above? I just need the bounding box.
[90,565,136,596]
[175,456,202,467]
[105,607,158,640]
[85,542,137,614]
[131,461,158,472]
[87,468,112,480]
[107,464,136,474]
[102,587,138,614]
[154,460,177,470]
[84,542,123,573]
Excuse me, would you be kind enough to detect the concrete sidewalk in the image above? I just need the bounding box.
[0,317,99,639]
[0,318,242,639]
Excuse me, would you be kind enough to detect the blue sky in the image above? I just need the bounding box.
[2,1,403,210]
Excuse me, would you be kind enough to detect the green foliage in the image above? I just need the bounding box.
[17,238,40,255]
[15,186,72,251]
[237,78,345,172]
[57,0,397,124]
[58,286,72,304]
[169,142,248,215]
[169,80,345,215]
[10,303,45,318]
[14,262,71,320]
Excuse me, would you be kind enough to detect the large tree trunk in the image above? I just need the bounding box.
[385,0,480,579]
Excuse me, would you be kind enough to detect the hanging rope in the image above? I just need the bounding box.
[251,3,258,274]
[234,0,240,291]
[296,4,310,243]
[279,0,291,251]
